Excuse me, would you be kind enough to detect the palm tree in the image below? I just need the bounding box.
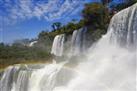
[52,22,62,31]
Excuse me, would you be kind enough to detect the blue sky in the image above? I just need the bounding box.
[0,0,121,43]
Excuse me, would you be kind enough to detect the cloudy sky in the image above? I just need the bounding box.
[0,0,121,43]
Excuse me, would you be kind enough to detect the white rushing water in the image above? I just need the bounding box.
[71,28,87,56]
[0,3,137,91]
[51,34,65,56]
[52,4,137,91]
[51,28,87,56]
[29,41,37,47]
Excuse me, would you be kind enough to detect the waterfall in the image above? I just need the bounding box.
[28,61,67,91]
[0,3,137,91]
[29,41,37,47]
[109,4,137,49]
[0,65,30,91]
[51,28,87,57]
[51,34,65,56]
[52,4,136,91]
[0,62,67,91]
[71,28,87,56]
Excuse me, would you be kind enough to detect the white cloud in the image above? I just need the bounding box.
[0,0,84,25]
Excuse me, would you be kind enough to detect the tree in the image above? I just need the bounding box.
[52,22,62,31]
[124,0,137,6]
[82,3,110,29]
[110,0,137,11]
[0,43,4,47]
[101,0,113,6]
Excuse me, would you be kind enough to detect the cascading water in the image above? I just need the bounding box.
[0,65,31,91]
[52,4,136,91]
[51,34,65,56]
[71,28,87,56]
[109,4,137,49]
[0,62,67,91]
[51,28,87,57]
[0,3,137,91]
[29,41,37,47]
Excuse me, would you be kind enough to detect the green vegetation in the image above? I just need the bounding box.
[0,43,52,69]
[0,0,137,69]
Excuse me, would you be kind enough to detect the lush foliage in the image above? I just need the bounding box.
[82,3,110,28]
[0,43,52,68]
